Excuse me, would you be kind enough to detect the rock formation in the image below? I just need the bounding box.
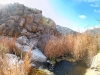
[0,3,58,38]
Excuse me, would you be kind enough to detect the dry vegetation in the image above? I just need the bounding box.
[0,44,32,75]
[0,36,31,75]
[0,48,31,75]
[42,16,51,27]
[0,37,53,75]
[45,33,98,64]
[0,36,17,57]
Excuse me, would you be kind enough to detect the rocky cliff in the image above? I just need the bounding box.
[0,3,59,38]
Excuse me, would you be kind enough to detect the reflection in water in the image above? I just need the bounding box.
[52,60,88,75]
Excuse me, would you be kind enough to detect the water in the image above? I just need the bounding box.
[51,60,88,75]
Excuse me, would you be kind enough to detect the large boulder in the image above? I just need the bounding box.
[17,36,29,45]
[16,43,47,62]
[31,48,47,62]
[19,18,25,27]
[10,15,20,22]
[47,18,56,28]
[85,69,100,75]
[33,14,42,24]
[26,13,34,24]
[15,43,28,52]
[24,23,37,33]
[90,53,100,71]
[37,34,56,52]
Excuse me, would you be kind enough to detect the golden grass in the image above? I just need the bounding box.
[0,36,17,57]
[44,34,74,58]
[23,47,32,74]
[0,36,35,75]
[0,46,32,75]
[45,33,98,64]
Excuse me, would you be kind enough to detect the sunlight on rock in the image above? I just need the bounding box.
[85,69,100,75]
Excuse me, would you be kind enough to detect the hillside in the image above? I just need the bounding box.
[0,3,99,75]
[56,25,78,35]
[85,28,100,36]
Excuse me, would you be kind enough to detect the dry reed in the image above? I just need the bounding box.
[45,33,98,64]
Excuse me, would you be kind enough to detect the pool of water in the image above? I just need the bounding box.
[51,60,88,75]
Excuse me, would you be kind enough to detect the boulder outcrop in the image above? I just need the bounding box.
[0,3,57,38]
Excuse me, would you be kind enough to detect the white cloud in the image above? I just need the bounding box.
[94,9,100,13]
[84,0,100,2]
[74,0,100,2]
[90,4,100,7]
[79,15,86,19]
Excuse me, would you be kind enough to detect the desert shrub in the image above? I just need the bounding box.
[45,33,98,64]
[0,46,32,75]
[73,33,97,65]
[42,16,51,27]
[44,34,74,58]
[0,36,17,57]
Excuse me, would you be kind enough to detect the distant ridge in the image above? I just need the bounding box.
[85,28,100,36]
[56,25,78,35]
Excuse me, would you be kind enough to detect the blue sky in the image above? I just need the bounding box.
[0,0,100,31]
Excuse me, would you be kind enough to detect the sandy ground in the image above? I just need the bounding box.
[85,69,100,75]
